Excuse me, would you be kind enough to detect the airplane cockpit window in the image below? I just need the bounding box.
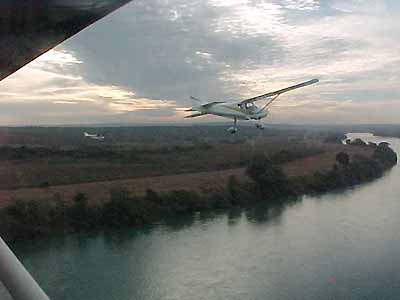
[244,102,257,113]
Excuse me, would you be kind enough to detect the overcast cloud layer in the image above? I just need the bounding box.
[0,0,399,125]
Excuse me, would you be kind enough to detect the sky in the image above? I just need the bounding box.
[0,0,399,125]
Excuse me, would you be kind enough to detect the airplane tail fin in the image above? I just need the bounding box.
[188,96,205,112]
[189,96,224,110]
[190,96,203,103]
[185,95,225,121]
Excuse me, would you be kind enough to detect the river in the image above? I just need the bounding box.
[2,133,400,300]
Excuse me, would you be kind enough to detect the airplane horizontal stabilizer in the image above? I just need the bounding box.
[184,112,207,118]
[201,101,225,108]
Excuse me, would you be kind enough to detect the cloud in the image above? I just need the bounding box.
[53,101,79,104]
[282,0,320,10]
[0,49,177,125]
[0,0,399,125]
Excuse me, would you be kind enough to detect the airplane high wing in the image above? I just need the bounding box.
[239,78,319,107]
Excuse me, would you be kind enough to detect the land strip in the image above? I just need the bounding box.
[0,144,372,208]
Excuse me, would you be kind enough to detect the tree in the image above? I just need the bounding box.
[68,192,92,229]
[245,155,289,197]
[226,175,241,203]
[373,143,397,166]
[336,152,349,166]
[103,190,133,226]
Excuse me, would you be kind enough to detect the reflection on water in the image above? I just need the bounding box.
[2,133,400,300]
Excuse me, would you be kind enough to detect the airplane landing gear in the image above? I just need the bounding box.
[228,127,238,134]
[255,122,265,130]
[227,117,238,134]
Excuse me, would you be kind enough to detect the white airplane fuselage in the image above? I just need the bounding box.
[195,102,268,121]
[84,132,105,140]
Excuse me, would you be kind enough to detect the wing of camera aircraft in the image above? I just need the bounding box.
[0,2,132,300]
[0,0,133,82]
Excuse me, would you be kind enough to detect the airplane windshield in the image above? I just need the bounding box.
[244,102,257,112]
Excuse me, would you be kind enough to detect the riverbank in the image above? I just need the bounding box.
[0,139,396,242]
[0,143,371,209]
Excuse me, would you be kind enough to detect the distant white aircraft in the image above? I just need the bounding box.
[84,132,105,140]
[185,79,319,133]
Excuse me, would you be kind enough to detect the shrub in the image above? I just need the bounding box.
[226,175,241,204]
[144,189,162,204]
[110,188,130,202]
[4,200,53,239]
[336,152,350,166]
[373,143,397,167]
[246,155,290,197]
[39,181,50,188]
[271,150,293,164]
[67,193,95,229]
[102,193,134,226]
[160,190,201,215]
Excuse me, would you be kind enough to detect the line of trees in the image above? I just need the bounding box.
[0,140,397,242]
[294,142,397,193]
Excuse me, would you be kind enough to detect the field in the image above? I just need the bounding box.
[0,125,373,208]
[0,126,322,189]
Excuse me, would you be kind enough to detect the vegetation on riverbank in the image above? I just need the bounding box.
[292,142,397,193]
[0,139,396,242]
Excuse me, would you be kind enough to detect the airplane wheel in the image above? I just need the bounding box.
[227,127,238,134]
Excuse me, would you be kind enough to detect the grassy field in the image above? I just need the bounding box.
[0,126,326,189]
[0,144,372,209]
[0,125,376,208]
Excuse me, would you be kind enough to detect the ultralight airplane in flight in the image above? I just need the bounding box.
[185,78,319,133]
[84,132,105,140]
